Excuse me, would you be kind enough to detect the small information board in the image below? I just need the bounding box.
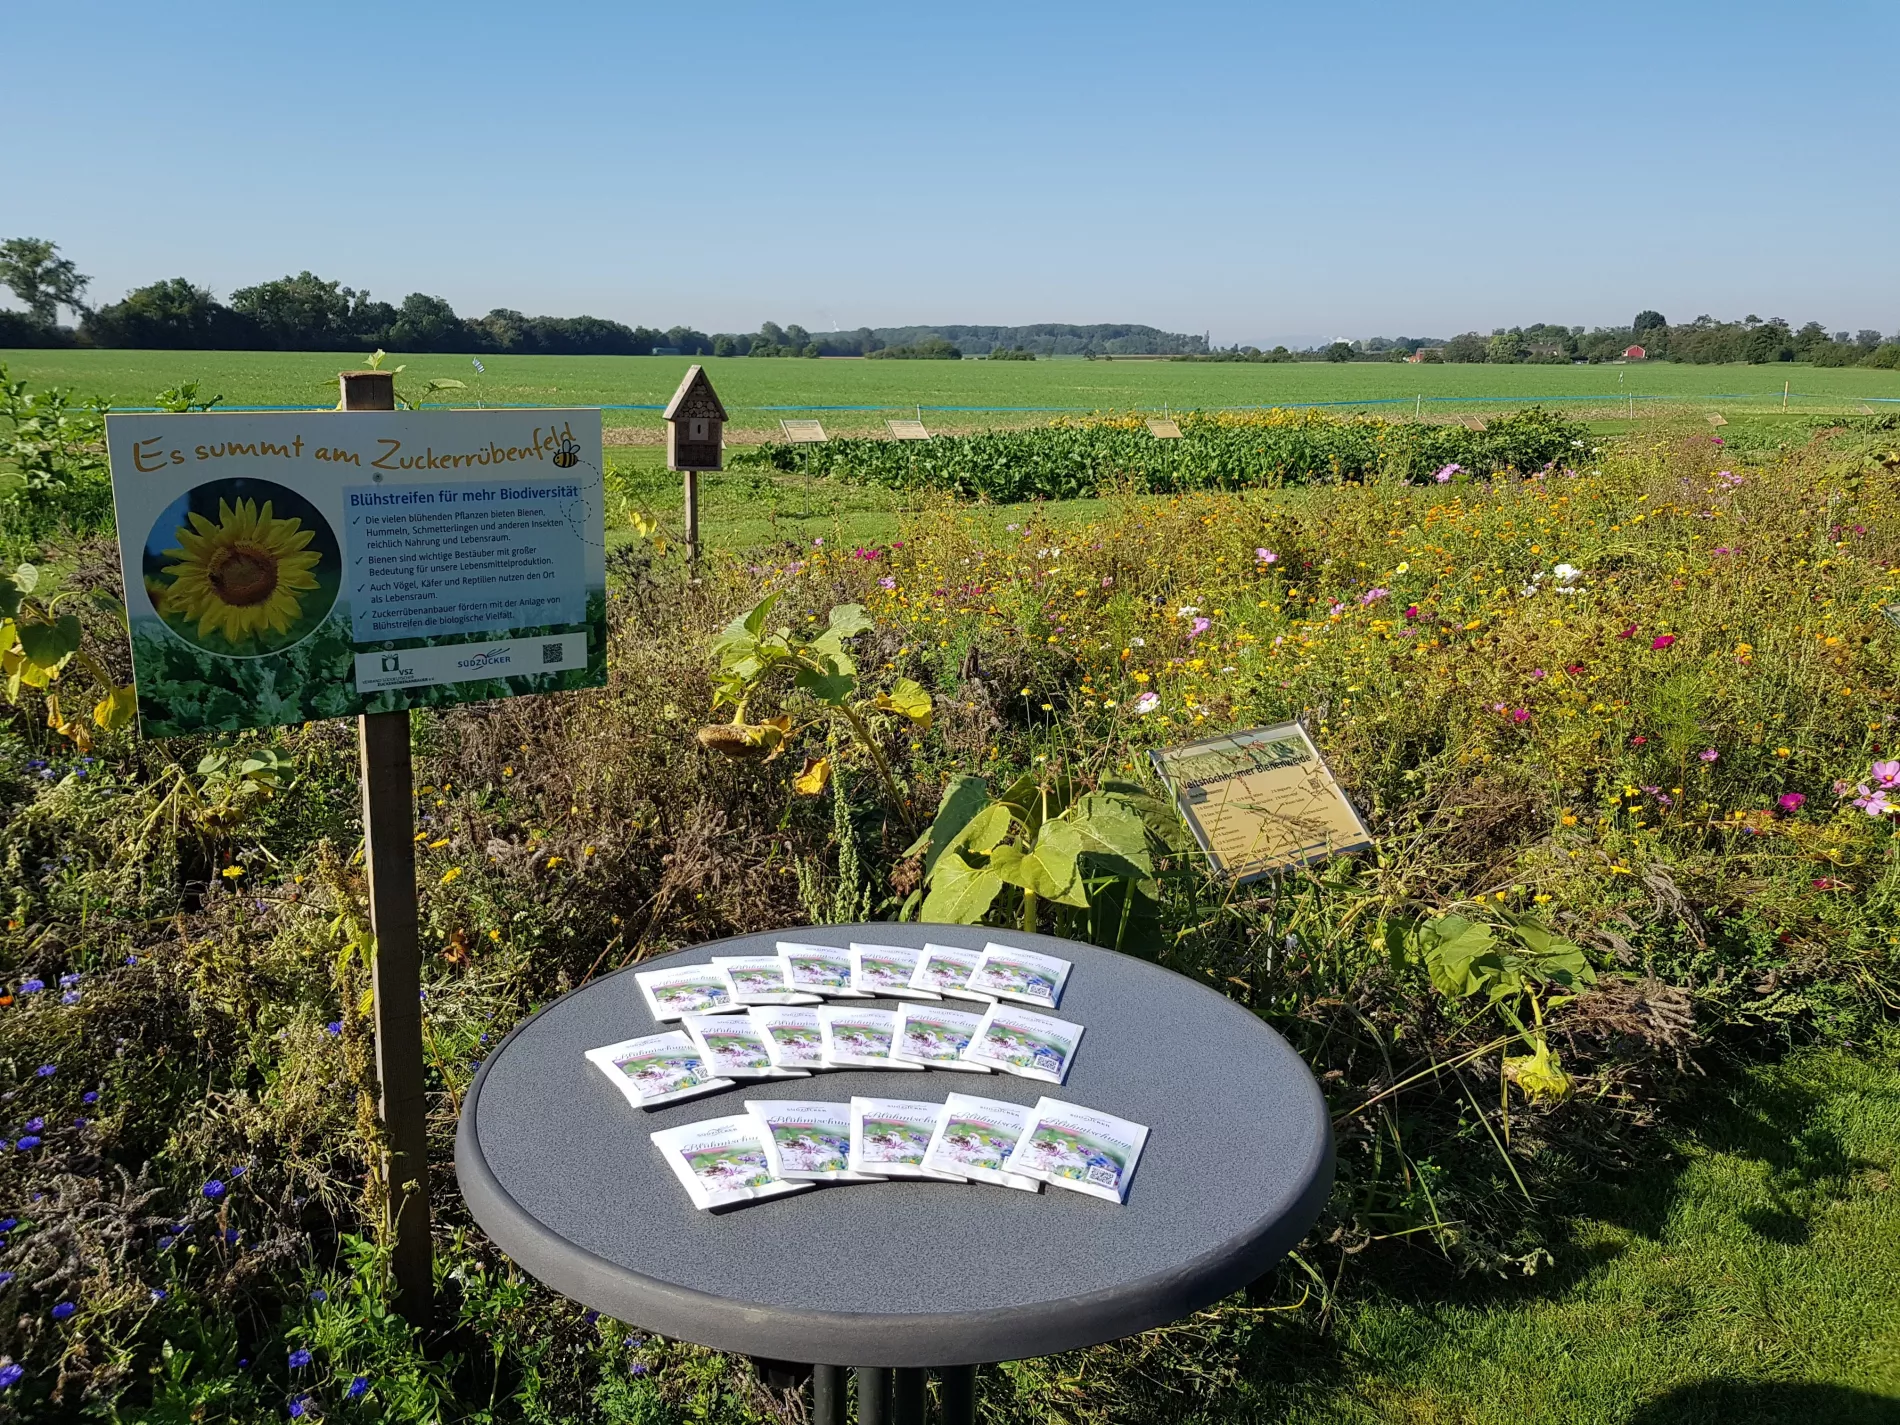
[1145,418,1182,439]
[105,409,606,737]
[1149,722,1370,881]
[886,419,933,440]
[781,419,829,443]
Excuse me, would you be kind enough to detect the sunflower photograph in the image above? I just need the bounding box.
[142,478,342,657]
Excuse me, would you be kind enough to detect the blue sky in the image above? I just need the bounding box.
[8,1,1895,345]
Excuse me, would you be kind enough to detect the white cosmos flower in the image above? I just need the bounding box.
[1133,692,1160,715]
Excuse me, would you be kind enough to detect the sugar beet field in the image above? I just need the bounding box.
[8,349,1900,438]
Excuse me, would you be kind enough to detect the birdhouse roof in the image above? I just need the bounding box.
[663,365,729,422]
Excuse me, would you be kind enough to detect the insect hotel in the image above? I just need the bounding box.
[664,365,727,562]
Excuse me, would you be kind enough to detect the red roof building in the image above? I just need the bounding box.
[1624,345,1647,361]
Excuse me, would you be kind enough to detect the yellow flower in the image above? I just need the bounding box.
[440,867,463,885]
[429,838,449,849]
[160,498,322,645]
[221,865,245,879]
[546,856,564,869]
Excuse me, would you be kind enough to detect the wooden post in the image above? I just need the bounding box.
[1784,380,1790,410]
[684,469,700,564]
[341,369,434,1328]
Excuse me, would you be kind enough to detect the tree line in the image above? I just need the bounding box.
[0,240,1207,359]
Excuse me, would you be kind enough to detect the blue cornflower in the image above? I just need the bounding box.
[150,1288,166,1302]
[125,955,137,966]
[60,991,79,1005]
[0,1219,15,1231]
[0,1272,13,1286]
[51,1301,74,1320]
[18,981,43,995]
[631,1361,650,1376]
[0,1143,11,1152]
[0,1363,20,1389]
[34,1066,53,1078]
[288,1347,312,1369]
[224,1228,239,1244]
[24,1119,42,1133]
[202,1180,225,1200]
[309,1289,327,1303]
[289,1395,310,1418]
[583,1310,598,1324]
[16,1137,40,1151]
[230,1165,246,1177]
[73,1118,85,1128]
[81,1093,97,1105]
[57,974,78,989]
[347,1375,369,1400]
[324,1021,343,1036]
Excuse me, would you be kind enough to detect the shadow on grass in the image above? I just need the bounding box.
[1625,1378,1900,1425]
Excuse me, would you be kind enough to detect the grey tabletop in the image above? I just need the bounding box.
[455,924,1333,1367]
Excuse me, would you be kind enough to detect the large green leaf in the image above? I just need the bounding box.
[1067,792,1154,879]
[920,853,1005,924]
[16,613,81,668]
[1419,915,1500,999]
[942,803,1012,861]
[991,825,1088,908]
[910,774,994,875]
[793,659,856,706]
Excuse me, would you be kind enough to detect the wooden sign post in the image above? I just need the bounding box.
[663,365,728,563]
[340,370,433,1328]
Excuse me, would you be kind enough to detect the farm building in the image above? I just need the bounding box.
[1623,344,1647,360]
[1406,347,1445,363]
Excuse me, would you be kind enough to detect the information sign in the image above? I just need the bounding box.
[1149,722,1370,881]
[105,409,606,736]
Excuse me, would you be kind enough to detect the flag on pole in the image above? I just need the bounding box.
[471,359,485,374]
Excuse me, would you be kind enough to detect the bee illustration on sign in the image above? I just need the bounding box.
[551,437,581,469]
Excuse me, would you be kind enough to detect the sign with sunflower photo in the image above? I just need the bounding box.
[105,410,607,736]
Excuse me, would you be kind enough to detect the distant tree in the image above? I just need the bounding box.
[1864,343,1900,370]
[387,293,467,351]
[1487,331,1526,364]
[83,278,239,348]
[1856,329,1885,350]
[712,335,737,357]
[1743,320,1794,364]
[230,272,366,350]
[866,339,962,360]
[1323,342,1353,363]
[758,321,786,347]
[1632,309,1667,334]
[0,238,90,326]
[1442,332,1489,363]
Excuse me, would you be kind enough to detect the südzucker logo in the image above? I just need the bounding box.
[456,647,514,672]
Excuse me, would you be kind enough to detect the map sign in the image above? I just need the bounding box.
[105,409,606,736]
[1149,722,1370,881]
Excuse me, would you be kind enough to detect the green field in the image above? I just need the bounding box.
[7,348,1899,438]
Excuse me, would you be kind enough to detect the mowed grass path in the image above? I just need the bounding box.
[8,348,1900,437]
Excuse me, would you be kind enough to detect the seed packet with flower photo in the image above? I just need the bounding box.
[966,942,1072,1009]
[650,1115,812,1210]
[908,943,988,1002]
[745,1099,881,1182]
[890,1003,991,1072]
[748,1006,827,1073]
[683,1013,806,1079]
[922,1093,1041,1191]
[636,964,741,1022]
[849,1097,965,1180]
[1004,1098,1149,1204]
[711,955,821,1006]
[849,942,940,1000]
[777,941,871,998]
[817,1006,923,1071]
[961,1004,1083,1084]
[584,1030,735,1110]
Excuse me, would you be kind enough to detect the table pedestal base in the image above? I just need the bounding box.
[809,1364,976,1424]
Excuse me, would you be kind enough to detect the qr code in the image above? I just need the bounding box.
[541,641,565,665]
[1033,1053,1061,1073]
[1087,1166,1118,1188]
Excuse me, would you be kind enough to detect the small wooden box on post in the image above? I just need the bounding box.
[663,365,728,562]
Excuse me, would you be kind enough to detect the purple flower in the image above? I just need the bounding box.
[289,1396,310,1419]
[288,1347,312,1369]
[57,974,78,989]
[15,1138,39,1151]
[1189,617,1212,637]
[202,1180,225,1200]
[24,1118,42,1133]
[34,1066,53,1078]
[1872,760,1900,789]
[0,1219,16,1232]
[17,980,42,995]
[1778,793,1806,813]
[1699,748,1719,762]
[60,991,78,1005]
[325,1022,343,1036]
[1651,634,1676,650]
[81,1093,97,1105]
[347,1376,369,1400]
[150,1288,166,1302]
[877,576,895,590]
[310,1289,327,1303]
[0,1363,19,1389]
[51,1301,74,1321]
[1360,587,1390,605]
[1435,463,1462,483]
[631,1361,650,1376]
[1256,548,1278,564]
[0,1272,13,1287]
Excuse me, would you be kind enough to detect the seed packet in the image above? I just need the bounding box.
[683,1013,806,1079]
[635,963,740,1022]
[849,942,940,1000]
[961,1004,1083,1084]
[849,1096,964,1180]
[711,955,821,1006]
[908,943,989,1003]
[1004,1097,1149,1204]
[922,1092,1041,1191]
[966,942,1072,1009]
[584,1030,735,1110]
[745,1099,881,1182]
[890,1003,992,1072]
[778,941,871,998]
[749,1006,827,1074]
[650,1115,812,1210]
[817,1006,923,1071]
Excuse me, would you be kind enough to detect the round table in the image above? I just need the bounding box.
[456,924,1333,1424]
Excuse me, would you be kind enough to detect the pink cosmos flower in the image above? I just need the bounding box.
[1711,436,1724,445]
[1435,463,1462,483]
[1132,691,1160,715]
[1872,760,1900,789]
[1652,634,1677,650]
[1853,786,1893,816]
[1256,548,1278,564]
[877,576,896,590]
[1713,547,1732,556]
[1361,588,1390,605]
[1777,793,1805,813]
[1528,668,1547,680]
[1189,617,1212,637]
[1699,748,1719,762]
[1511,708,1531,724]
[1404,605,1419,620]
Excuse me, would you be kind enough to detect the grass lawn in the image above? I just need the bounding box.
[6,348,1899,438]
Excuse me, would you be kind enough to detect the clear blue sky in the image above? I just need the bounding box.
[8,0,1895,346]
